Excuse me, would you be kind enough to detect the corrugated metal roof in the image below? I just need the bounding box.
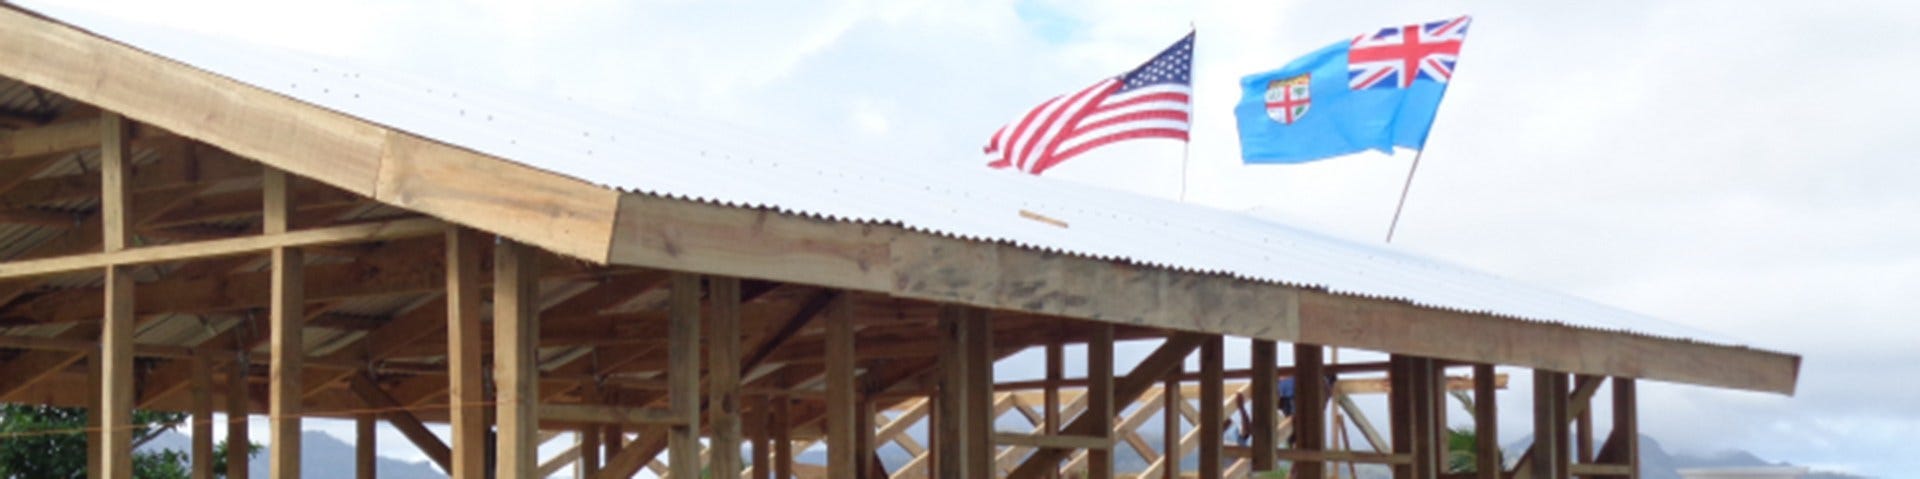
[18,3,1763,351]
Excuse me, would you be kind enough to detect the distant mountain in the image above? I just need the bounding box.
[1504,434,1870,479]
[142,429,446,479]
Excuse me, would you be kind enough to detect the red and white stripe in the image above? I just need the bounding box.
[985,79,1191,175]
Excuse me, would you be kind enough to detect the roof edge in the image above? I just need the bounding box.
[0,3,620,262]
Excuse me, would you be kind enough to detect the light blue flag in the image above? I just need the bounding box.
[1237,16,1471,164]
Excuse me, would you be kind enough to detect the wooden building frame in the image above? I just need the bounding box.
[0,4,1795,479]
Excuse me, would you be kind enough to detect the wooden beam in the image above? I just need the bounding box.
[1389,356,1413,479]
[935,305,970,479]
[1004,333,1206,479]
[774,396,794,479]
[1531,370,1570,479]
[607,194,1796,394]
[1611,378,1640,479]
[346,374,453,472]
[227,354,251,479]
[1250,340,1276,472]
[993,433,1110,450]
[356,413,376,479]
[541,404,686,425]
[580,423,602,478]
[1294,344,1326,479]
[87,350,101,479]
[494,240,540,478]
[0,7,625,261]
[1577,374,1599,464]
[98,110,134,479]
[264,167,303,479]
[710,276,745,477]
[1475,364,1500,479]
[0,217,445,280]
[666,273,703,479]
[190,354,215,479]
[445,228,486,479]
[1086,324,1115,479]
[1197,336,1223,479]
[965,308,994,479]
[1162,362,1181,479]
[827,295,857,479]
[750,396,771,479]
[1227,447,1412,465]
[0,116,103,159]
[1045,341,1064,479]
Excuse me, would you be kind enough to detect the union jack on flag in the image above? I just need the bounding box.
[1348,15,1471,90]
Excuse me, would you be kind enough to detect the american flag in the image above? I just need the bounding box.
[1348,16,1470,90]
[986,32,1193,175]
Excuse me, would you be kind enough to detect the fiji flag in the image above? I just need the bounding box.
[1236,15,1471,164]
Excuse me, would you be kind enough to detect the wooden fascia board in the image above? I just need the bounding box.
[607,193,1801,395]
[0,5,620,262]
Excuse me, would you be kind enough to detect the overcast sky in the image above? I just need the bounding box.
[24,0,1920,475]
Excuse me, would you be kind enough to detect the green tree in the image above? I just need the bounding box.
[1445,426,1499,473]
[0,404,256,479]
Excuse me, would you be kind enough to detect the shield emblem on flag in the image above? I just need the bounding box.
[1265,74,1311,125]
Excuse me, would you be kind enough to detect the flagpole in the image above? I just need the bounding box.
[1179,24,1196,202]
[1383,148,1425,243]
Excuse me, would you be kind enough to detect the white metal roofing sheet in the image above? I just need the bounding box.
[21,3,1755,350]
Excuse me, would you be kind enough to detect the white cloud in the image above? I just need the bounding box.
[24,0,1920,474]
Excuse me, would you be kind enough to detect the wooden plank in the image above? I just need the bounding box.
[1296,291,1799,395]
[667,273,703,479]
[356,413,376,479]
[191,354,215,479]
[1474,364,1500,479]
[1389,356,1412,479]
[494,240,541,478]
[0,217,446,280]
[99,109,136,479]
[87,351,101,479]
[774,396,794,479]
[606,194,1797,393]
[992,433,1111,450]
[1197,336,1224,479]
[1612,378,1640,479]
[375,132,618,261]
[751,396,771,479]
[1577,374,1598,464]
[0,117,106,159]
[965,308,995,478]
[100,268,135,479]
[827,295,858,479]
[541,404,687,425]
[346,374,453,472]
[227,355,251,479]
[1163,366,1181,479]
[710,276,745,477]
[1531,370,1570,479]
[1086,324,1116,479]
[0,8,387,193]
[611,194,894,292]
[1293,344,1326,479]
[580,423,602,477]
[445,228,486,479]
[1225,447,1412,465]
[265,167,304,479]
[100,113,130,251]
[1249,340,1276,472]
[935,306,969,479]
[1569,463,1633,476]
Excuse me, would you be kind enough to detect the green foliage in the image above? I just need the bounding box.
[1444,426,1500,473]
[0,404,257,479]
